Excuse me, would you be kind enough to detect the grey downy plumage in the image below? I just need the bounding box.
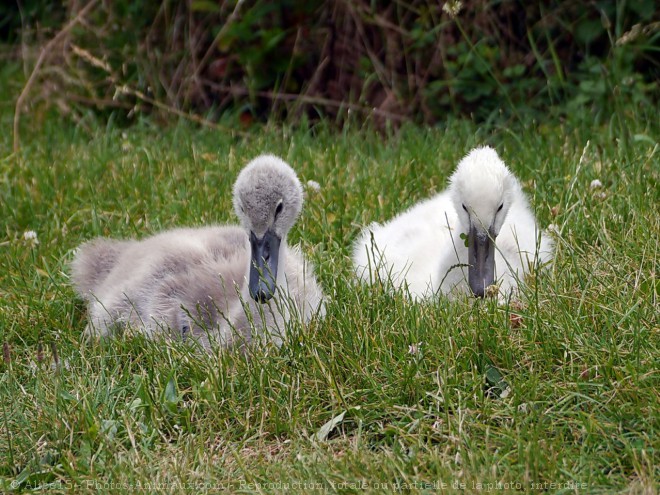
[70,155,325,349]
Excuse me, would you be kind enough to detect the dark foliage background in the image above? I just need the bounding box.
[4,0,659,128]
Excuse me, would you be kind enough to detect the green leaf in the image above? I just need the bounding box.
[633,134,657,145]
[58,389,76,402]
[101,419,118,440]
[485,364,511,399]
[162,376,180,414]
[503,64,525,78]
[629,0,655,20]
[575,19,605,45]
[315,406,361,441]
[190,1,221,13]
[315,411,346,441]
[459,232,469,247]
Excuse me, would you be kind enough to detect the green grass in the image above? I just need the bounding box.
[1,97,659,492]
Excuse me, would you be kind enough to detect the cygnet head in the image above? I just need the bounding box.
[449,146,518,297]
[233,154,303,303]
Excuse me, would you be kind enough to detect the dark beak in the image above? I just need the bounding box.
[248,229,281,303]
[468,225,495,297]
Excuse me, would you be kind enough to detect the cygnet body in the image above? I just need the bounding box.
[353,146,553,299]
[71,155,325,348]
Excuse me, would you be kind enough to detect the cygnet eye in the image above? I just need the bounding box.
[462,204,468,212]
[497,203,503,212]
[275,201,284,218]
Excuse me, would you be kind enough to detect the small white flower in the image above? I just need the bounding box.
[23,230,39,244]
[590,179,603,189]
[485,284,499,298]
[546,224,559,236]
[408,342,423,355]
[306,180,321,192]
[442,0,463,18]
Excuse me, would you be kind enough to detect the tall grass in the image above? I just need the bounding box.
[0,97,658,492]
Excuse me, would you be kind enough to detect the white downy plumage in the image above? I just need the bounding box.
[353,146,553,299]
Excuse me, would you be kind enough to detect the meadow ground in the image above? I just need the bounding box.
[0,99,658,493]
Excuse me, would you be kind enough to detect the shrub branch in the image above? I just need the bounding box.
[13,0,100,152]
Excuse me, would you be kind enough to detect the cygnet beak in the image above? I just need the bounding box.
[468,225,495,297]
[248,229,281,303]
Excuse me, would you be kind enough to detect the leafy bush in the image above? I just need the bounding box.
[6,0,660,128]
